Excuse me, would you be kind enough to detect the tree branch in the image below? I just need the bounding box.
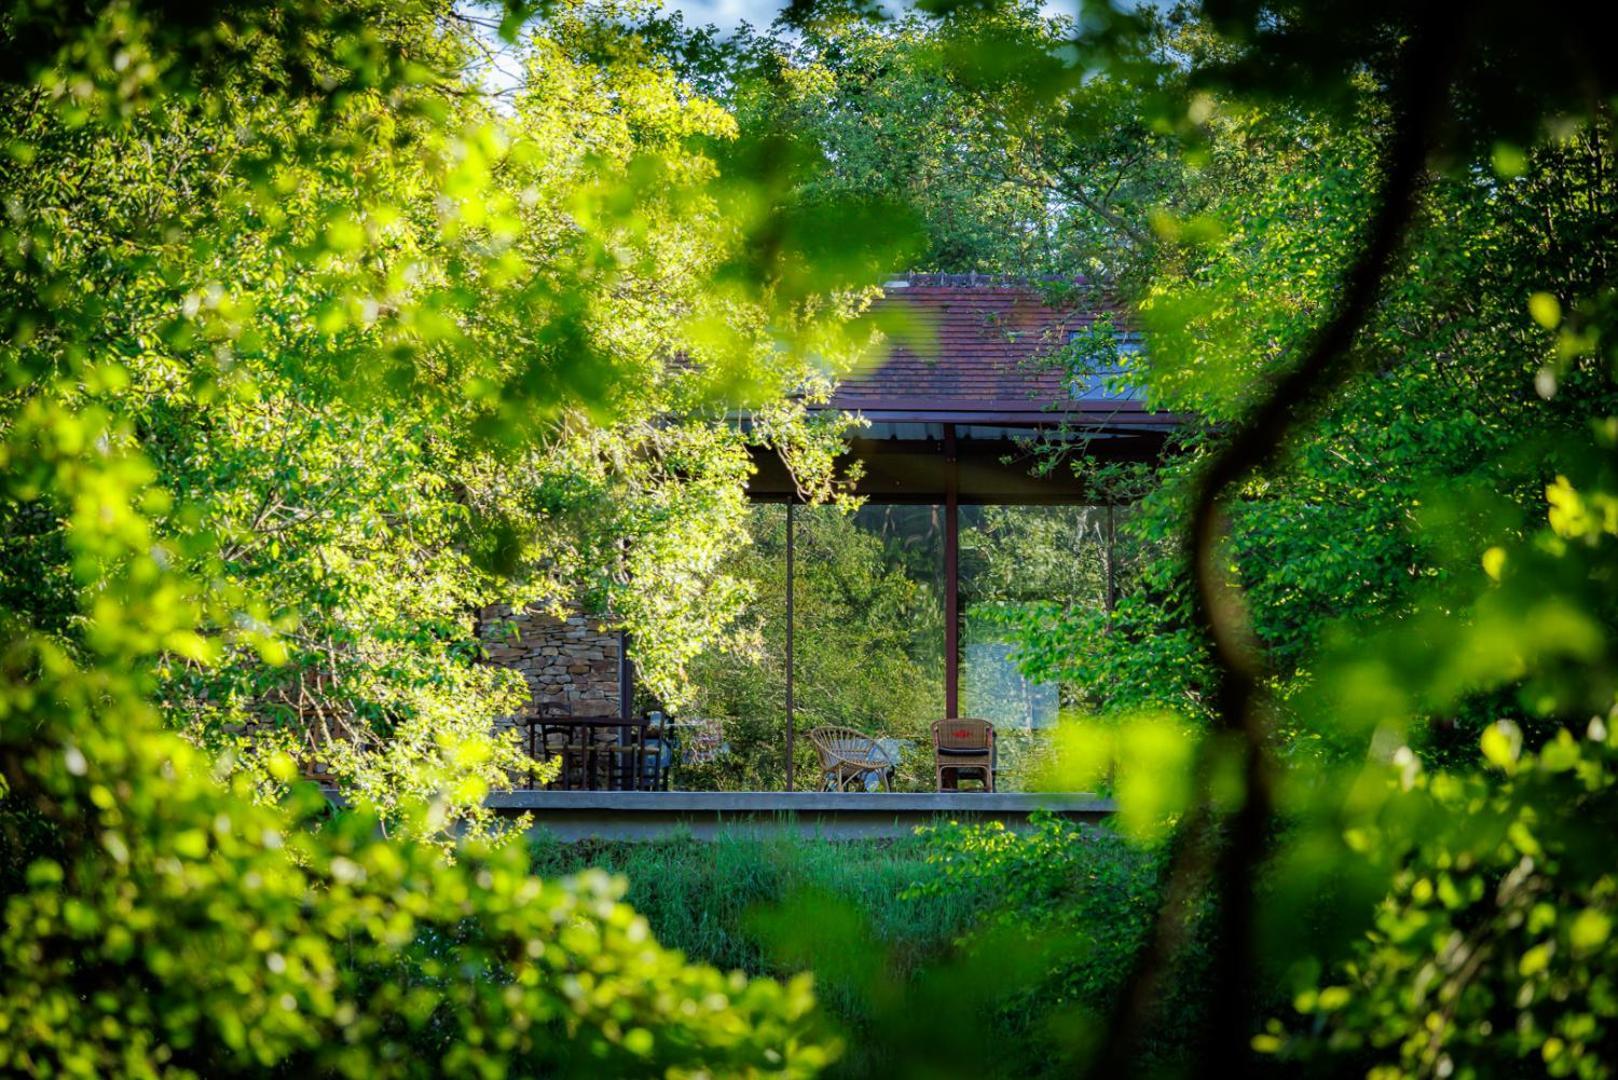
[1087,11,1460,1074]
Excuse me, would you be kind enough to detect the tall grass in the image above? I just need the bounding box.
[528,830,984,1004]
[527,821,1202,1077]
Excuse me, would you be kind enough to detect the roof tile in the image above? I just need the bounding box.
[834,274,1124,415]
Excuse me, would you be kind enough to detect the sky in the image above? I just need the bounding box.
[470,0,1128,45]
[663,0,786,30]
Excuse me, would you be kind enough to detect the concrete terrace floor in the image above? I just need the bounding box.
[487,790,1116,840]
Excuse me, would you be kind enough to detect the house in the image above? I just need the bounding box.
[481,275,1176,833]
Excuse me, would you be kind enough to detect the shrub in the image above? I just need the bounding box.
[528,816,1214,1077]
[904,812,1211,1071]
[0,698,837,1077]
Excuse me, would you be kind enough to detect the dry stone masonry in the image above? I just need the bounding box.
[478,604,631,788]
[477,604,624,723]
[472,599,624,777]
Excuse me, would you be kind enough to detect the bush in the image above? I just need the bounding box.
[1261,727,1618,1077]
[528,815,1212,1078]
[903,813,1211,1072]
[0,714,837,1078]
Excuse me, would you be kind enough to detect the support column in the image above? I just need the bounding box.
[618,628,634,791]
[1105,503,1118,615]
[944,425,959,719]
[618,629,634,720]
[785,500,796,792]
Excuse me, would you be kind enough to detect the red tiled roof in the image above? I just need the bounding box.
[830,273,1143,422]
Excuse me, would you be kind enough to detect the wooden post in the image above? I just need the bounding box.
[618,628,634,790]
[944,424,959,719]
[785,500,796,792]
[1105,503,1118,615]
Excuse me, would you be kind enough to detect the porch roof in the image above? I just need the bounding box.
[826,273,1170,427]
[750,275,1180,502]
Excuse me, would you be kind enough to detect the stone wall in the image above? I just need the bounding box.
[477,604,623,723]
[479,604,641,789]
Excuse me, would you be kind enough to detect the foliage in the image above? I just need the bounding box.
[1079,98,1618,732]
[528,817,1201,1078]
[9,0,1618,1076]
[533,830,974,1077]
[0,0,895,830]
[0,739,833,1078]
[635,0,1187,281]
[0,383,837,1075]
[528,830,981,1004]
[959,502,1168,726]
[904,813,1210,1071]
[630,0,1618,1073]
[1235,452,1618,1076]
[0,0,914,1074]
[1127,3,1618,1072]
[1262,726,1618,1077]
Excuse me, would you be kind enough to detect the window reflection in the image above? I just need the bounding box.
[682,500,1131,791]
[684,503,945,790]
[959,505,1112,731]
[681,503,788,790]
[791,503,945,788]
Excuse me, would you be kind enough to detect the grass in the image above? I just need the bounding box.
[528,829,982,996]
[527,820,1200,1078]
[529,829,1006,1076]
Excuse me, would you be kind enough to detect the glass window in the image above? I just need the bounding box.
[683,502,946,790]
[681,499,1132,791]
[958,505,1111,731]
[790,503,946,788]
[681,503,789,790]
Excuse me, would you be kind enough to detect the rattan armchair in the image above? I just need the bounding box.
[932,718,996,792]
[808,726,898,792]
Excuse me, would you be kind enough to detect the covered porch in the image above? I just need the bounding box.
[486,275,1176,825]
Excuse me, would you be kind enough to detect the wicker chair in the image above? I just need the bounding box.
[808,726,898,792]
[933,718,996,792]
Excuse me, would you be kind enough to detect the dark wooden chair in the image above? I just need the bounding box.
[933,718,996,792]
[524,718,656,791]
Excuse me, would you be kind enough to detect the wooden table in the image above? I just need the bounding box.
[521,716,662,791]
